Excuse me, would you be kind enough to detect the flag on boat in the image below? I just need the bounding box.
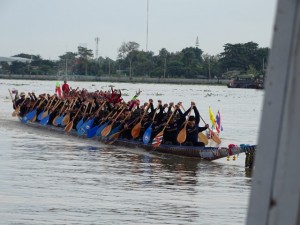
[209,106,216,128]
[215,110,223,133]
[152,134,163,147]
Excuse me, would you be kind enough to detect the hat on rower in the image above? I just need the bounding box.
[20,92,26,97]
[188,115,196,121]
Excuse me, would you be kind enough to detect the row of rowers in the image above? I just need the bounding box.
[14,92,209,146]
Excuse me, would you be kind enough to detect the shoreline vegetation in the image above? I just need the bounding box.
[0,74,229,85]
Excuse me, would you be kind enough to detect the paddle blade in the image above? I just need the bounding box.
[61,114,70,126]
[142,125,152,144]
[26,109,37,120]
[64,121,73,132]
[52,115,60,126]
[211,131,221,144]
[198,132,209,145]
[106,131,122,144]
[56,115,64,125]
[40,110,48,120]
[30,114,37,122]
[37,110,45,121]
[96,122,109,136]
[152,131,163,147]
[12,110,18,117]
[87,125,100,138]
[76,118,84,130]
[101,124,112,137]
[40,115,50,125]
[177,127,187,144]
[131,122,141,139]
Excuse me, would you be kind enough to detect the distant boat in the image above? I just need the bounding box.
[227,74,264,89]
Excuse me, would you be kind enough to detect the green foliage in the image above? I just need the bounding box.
[4,41,270,79]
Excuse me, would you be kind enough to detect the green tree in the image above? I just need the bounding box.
[58,52,78,75]
[118,41,140,78]
[77,46,93,75]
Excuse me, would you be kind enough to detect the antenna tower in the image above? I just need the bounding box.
[146,0,149,51]
[95,37,99,59]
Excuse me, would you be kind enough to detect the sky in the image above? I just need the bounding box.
[1,0,277,60]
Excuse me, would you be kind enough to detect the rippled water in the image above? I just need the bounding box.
[0,79,263,225]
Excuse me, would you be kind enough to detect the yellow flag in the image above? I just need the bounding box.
[209,106,216,127]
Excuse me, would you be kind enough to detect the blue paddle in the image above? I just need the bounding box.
[143,105,159,144]
[87,124,100,138]
[40,114,50,125]
[143,124,152,144]
[77,117,95,135]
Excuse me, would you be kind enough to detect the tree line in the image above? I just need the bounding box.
[0,41,269,79]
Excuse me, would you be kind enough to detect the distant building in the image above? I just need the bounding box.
[0,56,31,63]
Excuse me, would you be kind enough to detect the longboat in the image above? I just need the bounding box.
[17,117,256,168]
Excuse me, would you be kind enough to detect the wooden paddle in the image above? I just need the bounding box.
[61,98,78,126]
[180,104,210,145]
[8,89,18,117]
[131,103,151,139]
[106,116,139,144]
[177,106,193,144]
[38,96,56,120]
[11,96,26,117]
[200,115,221,144]
[64,104,84,133]
[152,109,176,148]
[101,106,126,137]
[198,132,209,145]
[95,108,120,137]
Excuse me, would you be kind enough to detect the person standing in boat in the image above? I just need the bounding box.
[183,102,209,146]
[62,80,70,96]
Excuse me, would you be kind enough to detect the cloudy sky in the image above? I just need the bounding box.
[1,0,277,60]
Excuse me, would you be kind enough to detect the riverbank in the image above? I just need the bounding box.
[0,74,229,85]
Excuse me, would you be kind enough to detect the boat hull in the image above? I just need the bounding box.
[18,118,257,167]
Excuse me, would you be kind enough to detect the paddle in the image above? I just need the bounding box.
[40,100,62,125]
[76,102,89,130]
[152,109,176,148]
[142,104,159,144]
[37,96,55,120]
[180,104,209,145]
[12,98,26,117]
[105,116,139,144]
[200,115,221,144]
[77,100,105,136]
[64,104,84,132]
[52,100,69,126]
[198,132,209,145]
[177,106,193,145]
[104,108,133,141]
[95,110,119,137]
[61,98,78,126]
[131,103,151,139]
[23,98,46,122]
[101,106,126,137]
[8,89,19,117]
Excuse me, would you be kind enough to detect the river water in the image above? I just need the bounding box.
[0,79,263,225]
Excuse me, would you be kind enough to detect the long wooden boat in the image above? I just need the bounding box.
[18,117,257,168]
